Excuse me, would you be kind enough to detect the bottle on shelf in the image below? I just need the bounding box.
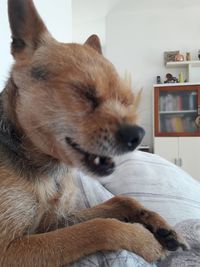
[178,72,184,83]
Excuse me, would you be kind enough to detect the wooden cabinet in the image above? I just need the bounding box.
[154,137,179,164]
[154,84,200,136]
[154,137,200,181]
[179,137,200,180]
[154,84,200,181]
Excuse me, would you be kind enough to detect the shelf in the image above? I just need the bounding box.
[166,60,200,68]
[159,110,197,114]
[154,83,200,87]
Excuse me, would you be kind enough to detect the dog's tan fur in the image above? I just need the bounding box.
[0,1,187,266]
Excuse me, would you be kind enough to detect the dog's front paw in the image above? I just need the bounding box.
[122,223,166,263]
[136,234,166,263]
[155,228,189,251]
[136,209,189,252]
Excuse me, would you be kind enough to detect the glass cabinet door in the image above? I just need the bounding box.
[155,87,200,136]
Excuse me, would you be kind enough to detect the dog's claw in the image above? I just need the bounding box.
[179,240,190,251]
[180,243,189,251]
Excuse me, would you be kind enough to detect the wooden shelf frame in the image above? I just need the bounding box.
[154,85,200,137]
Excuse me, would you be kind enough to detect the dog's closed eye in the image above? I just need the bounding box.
[83,87,100,109]
[70,82,100,110]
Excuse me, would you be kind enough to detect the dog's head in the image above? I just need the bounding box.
[7,0,145,177]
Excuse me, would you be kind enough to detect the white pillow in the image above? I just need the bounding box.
[72,151,200,267]
[98,151,200,226]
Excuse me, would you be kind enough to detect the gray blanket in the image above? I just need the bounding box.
[158,220,200,267]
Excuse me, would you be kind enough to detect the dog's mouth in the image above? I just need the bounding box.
[65,137,115,176]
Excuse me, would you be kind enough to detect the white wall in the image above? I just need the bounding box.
[73,16,106,48]
[72,0,120,47]
[106,0,200,149]
[0,0,72,91]
[0,0,12,91]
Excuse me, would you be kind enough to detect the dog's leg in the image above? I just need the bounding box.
[1,218,164,267]
[70,196,188,252]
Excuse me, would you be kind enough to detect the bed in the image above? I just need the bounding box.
[69,151,200,267]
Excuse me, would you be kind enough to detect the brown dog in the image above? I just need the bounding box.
[0,1,188,266]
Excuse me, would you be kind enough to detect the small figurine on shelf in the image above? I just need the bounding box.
[164,73,178,83]
[186,52,191,61]
[195,116,200,127]
[156,76,162,84]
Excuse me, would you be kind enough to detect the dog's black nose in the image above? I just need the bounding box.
[116,125,145,151]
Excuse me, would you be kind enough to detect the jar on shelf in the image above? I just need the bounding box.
[175,53,184,61]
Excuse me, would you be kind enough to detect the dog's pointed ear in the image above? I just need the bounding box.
[85,35,102,54]
[8,0,50,59]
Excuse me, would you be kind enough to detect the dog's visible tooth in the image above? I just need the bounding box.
[94,157,100,165]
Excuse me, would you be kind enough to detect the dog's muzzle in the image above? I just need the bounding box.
[65,137,115,176]
[65,125,145,177]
